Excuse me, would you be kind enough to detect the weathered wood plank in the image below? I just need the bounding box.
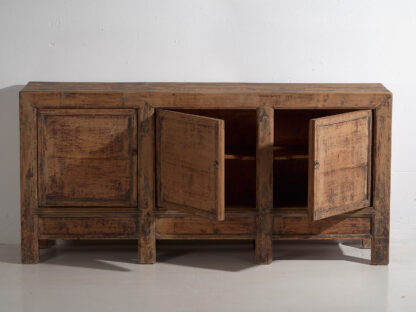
[273,234,370,240]
[23,82,390,94]
[138,104,156,264]
[23,82,390,109]
[371,95,392,264]
[38,217,137,236]
[309,110,372,220]
[20,92,40,264]
[255,106,274,264]
[156,217,255,236]
[273,216,371,235]
[156,109,225,220]
[37,109,137,207]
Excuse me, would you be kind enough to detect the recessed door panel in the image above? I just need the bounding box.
[308,110,372,220]
[38,109,137,207]
[156,109,225,220]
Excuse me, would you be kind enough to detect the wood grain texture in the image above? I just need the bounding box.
[156,216,255,237]
[371,95,392,264]
[20,92,40,264]
[156,109,225,220]
[255,106,274,264]
[138,104,156,264]
[309,110,372,220]
[37,109,137,207]
[273,234,370,240]
[273,216,371,235]
[22,82,390,94]
[23,82,390,109]
[38,217,137,236]
[19,82,392,266]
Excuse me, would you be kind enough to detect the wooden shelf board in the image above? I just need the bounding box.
[273,206,375,217]
[225,145,308,161]
[156,205,257,217]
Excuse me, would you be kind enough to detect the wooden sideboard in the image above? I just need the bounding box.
[20,82,392,265]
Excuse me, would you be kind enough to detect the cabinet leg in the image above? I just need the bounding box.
[371,215,389,265]
[255,106,274,265]
[362,237,371,249]
[39,239,56,249]
[255,227,273,264]
[21,216,39,264]
[138,212,156,264]
[370,97,391,265]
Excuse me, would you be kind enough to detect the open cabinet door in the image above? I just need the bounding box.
[308,110,372,220]
[156,109,225,221]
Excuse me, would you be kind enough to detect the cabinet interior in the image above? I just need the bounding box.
[162,108,357,215]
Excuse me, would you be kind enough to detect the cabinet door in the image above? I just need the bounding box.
[38,109,137,207]
[308,110,372,220]
[156,109,225,221]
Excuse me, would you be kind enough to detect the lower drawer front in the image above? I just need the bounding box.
[38,217,138,237]
[273,216,371,235]
[156,217,256,238]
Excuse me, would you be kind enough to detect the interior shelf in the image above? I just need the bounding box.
[225,145,308,161]
[156,205,257,216]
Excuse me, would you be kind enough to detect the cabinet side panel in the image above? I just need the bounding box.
[20,92,40,263]
[372,96,392,265]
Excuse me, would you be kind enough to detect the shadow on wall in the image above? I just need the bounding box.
[0,85,25,244]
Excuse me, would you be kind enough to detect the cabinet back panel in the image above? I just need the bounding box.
[274,109,354,146]
[172,109,257,153]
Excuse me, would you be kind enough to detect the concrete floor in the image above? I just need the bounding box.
[0,240,415,312]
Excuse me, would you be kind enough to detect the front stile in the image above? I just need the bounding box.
[255,106,274,264]
[372,97,392,264]
[138,104,156,264]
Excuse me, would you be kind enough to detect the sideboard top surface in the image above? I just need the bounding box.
[20,82,391,109]
[22,82,390,94]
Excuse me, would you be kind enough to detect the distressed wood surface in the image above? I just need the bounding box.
[20,92,40,264]
[138,104,156,264]
[38,217,137,236]
[22,82,390,93]
[156,216,256,237]
[37,109,137,207]
[308,110,372,220]
[23,82,391,109]
[255,106,274,264]
[273,234,371,240]
[20,83,392,266]
[371,96,392,264]
[274,216,371,235]
[156,109,225,220]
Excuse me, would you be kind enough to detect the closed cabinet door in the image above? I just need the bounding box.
[38,109,137,207]
[308,110,372,220]
[156,109,225,221]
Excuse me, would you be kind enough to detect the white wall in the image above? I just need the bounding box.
[1,0,415,244]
